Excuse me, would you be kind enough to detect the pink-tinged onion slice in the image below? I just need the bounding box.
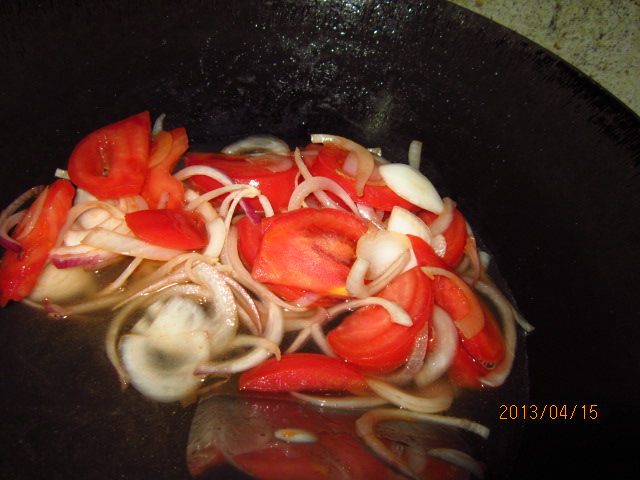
[378,163,444,214]
[82,228,184,261]
[310,134,374,196]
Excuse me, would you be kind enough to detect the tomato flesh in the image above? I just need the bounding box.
[407,234,451,270]
[307,144,419,212]
[186,152,298,212]
[238,353,367,394]
[418,208,467,267]
[141,127,188,209]
[0,179,75,306]
[67,111,151,199]
[251,208,366,296]
[327,267,433,373]
[125,209,208,250]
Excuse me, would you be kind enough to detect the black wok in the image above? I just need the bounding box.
[1,1,638,478]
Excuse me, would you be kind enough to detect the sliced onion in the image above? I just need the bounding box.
[431,234,447,258]
[291,391,388,409]
[195,302,284,375]
[28,264,97,302]
[380,318,430,386]
[356,229,411,279]
[310,134,374,196]
[0,185,45,252]
[378,163,443,214]
[120,330,210,402]
[414,306,459,387]
[429,197,456,236]
[287,176,359,215]
[82,228,185,261]
[407,140,423,170]
[222,135,290,156]
[366,379,453,413]
[328,297,412,327]
[152,113,166,138]
[387,206,432,244]
[49,244,120,269]
[14,184,48,241]
[427,448,485,479]
[471,280,518,388]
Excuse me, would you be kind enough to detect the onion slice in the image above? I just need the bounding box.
[310,134,374,196]
[378,163,444,214]
[414,306,459,387]
[222,135,290,156]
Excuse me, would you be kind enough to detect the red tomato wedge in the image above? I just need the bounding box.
[307,143,419,212]
[432,273,484,339]
[238,353,367,394]
[141,128,188,210]
[0,179,75,306]
[185,152,297,212]
[125,209,207,250]
[418,207,468,267]
[251,208,366,296]
[407,234,451,270]
[67,111,151,199]
[327,267,434,373]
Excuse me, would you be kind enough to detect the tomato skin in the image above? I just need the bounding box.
[125,209,208,250]
[238,353,368,394]
[185,152,298,212]
[307,144,419,212]
[407,234,451,270]
[251,208,366,296]
[418,208,467,267]
[141,128,188,209]
[67,111,151,199]
[327,267,434,373]
[0,180,75,306]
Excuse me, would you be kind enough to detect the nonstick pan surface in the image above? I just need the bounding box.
[1,1,639,479]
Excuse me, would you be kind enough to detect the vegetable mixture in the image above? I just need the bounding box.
[0,111,532,479]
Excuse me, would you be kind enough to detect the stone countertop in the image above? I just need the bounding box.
[449,0,640,116]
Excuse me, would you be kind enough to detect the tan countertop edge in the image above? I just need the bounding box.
[449,0,640,116]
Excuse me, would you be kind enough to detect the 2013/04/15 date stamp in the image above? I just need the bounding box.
[499,404,599,421]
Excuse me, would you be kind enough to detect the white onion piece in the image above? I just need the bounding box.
[429,197,455,236]
[54,168,70,179]
[328,297,412,327]
[151,113,166,138]
[378,163,444,214]
[49,244,120,269]
[427,449,485,479]
[387,206,432,244]
[222,135,290,156]
[287,177,359,215]
[407,140,423,170]
[414,306,459,387]
[28,264,97,302]
[291,392,388,409]
[196,302,284,375]
[356,230,411,279]
[192,263,238,357]
[174,165,233,185]
[82,228,184,261]
[472,280,518,388]
[120,330,210,402]
[310,134,374,196]
[366,379,453,414]
[345,257,371,298]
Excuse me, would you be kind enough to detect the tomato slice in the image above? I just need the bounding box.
[0,179,75,306]
[67,111,151,199]
[238,353,367,394]
[418,208,467,267]
[125,209,207,250]
[407,234,451,270]
[327,267,434,373]
[307,143,419,212]
[432,273,485,339]
[185,152,297,212]
[141,128,188,209]
[251,208,366,296]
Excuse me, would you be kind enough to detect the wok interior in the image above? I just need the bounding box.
[1,1,638,478]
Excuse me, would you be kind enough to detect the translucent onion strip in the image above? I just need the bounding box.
[328,297,412,327]
[365,379,453,413]
[429,197,455,236]
[407,140,423,170]
[291,392,389,409]
[414,306,459,387]
[293,148,343,210]
[82,228,185,261]
[310,134,374,197]
[0,185,44,252]
[287,176,359,215]
[427,448,485,479]
[471,280,518,388]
